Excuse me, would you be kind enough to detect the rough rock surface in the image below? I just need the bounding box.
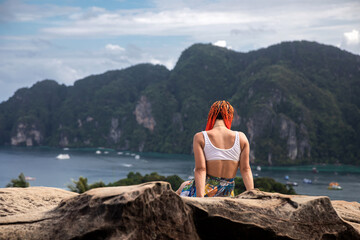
[10,123,43,146]
[0,183,359,240]
[0,182,196,240]
[0,187,77,218]
[332,200,360,234]
[134,95,156,132]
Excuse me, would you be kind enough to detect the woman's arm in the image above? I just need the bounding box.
[239,133,254,191]
[193,132,206,197]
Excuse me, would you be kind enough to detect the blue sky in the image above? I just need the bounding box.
[0,0,359,102]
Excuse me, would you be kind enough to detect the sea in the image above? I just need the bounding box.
[0,146,359,202]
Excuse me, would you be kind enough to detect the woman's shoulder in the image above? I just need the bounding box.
[235,131,246,137]
[194,131,205,140]
[235,131,249,144]
[193,131,205,147]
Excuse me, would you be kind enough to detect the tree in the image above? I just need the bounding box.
[6,173,29,188]
[67,176,89,193]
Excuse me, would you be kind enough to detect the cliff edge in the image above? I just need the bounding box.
[0,182,359,240]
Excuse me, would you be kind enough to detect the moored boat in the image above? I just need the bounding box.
[25,176,36,181]
[286,181,298,186]
[303,178,312,184]
[56,154,70,160]
[328,182,342,190]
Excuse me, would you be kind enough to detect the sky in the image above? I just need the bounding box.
[0,0,359,102]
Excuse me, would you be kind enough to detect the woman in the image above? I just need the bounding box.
[176,100,254,197]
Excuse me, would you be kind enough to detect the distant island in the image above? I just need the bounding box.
[0,40,359,166]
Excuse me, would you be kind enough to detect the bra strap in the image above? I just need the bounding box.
[202,131,209,144]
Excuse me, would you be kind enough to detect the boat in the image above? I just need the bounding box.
[286,181,298,186]
[104,151,109,154]
[63,148,69,151]
[253,173,259,177]
[256,166,261,171]
[95,150,101,154]
[117,152,123,155]
[312,167,318,173]
[284,175,289,180]
[328,182,342,190]
[135,155,140,159]
[303,178,312,184]
[56,154,70,160]
[25,176,36,181]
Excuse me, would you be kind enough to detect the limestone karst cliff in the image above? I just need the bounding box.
[1,41,360,165]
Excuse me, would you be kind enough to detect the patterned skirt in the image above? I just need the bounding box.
[179,174,235,197]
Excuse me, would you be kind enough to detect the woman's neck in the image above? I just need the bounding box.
[212,119,227,129]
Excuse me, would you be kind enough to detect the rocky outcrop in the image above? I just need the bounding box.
[332,200,360,234]
[59,133,69,147]
[279,115,298,160]
[1,182,359,240]
[11,123,43,146]
[109,117,121,143]
[134,95,156,132]
[0,187,76,223]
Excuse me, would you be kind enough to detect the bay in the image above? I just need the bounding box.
[0,146,359,202]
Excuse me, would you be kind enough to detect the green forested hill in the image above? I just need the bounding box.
[1,41,359,165]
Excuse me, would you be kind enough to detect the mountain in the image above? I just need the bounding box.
[0,41,359,165]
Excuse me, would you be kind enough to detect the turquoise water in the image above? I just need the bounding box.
[0,146,359,202]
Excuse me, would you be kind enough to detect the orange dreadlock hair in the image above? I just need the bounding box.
[205,100,234,131]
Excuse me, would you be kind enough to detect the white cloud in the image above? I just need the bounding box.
[105,44,125,51]
[213,40,227,48]
[1,0,360,102]
[344,30,359,45]
[0,0,79,22]
[35,0,360,56]
[0,41,178,101]
[41,8,265,37]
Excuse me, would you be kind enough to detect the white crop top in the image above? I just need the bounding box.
[202,131,241,161]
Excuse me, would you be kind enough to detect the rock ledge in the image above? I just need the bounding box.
[0,182,359,240]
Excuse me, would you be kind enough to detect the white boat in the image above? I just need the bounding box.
[328,182,342,190]
[56,154,70,160]
[104,151,109,154]
[286,181,298,186]
[96,150,101,154]
[135,155,140,159]
[303,178,312,184]
[130,153,135,156]
[25,176,36,181]
[256,166,261,171]
[63,148,70,151]
[117,152,123,155]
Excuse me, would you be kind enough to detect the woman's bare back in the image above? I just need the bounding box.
[201,127,241,179]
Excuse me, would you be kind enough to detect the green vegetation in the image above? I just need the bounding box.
[234,177,296,195]
[67,172,183,193]
[6,173,30,188]
[68,172,296,196]
[0,41,359,165]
